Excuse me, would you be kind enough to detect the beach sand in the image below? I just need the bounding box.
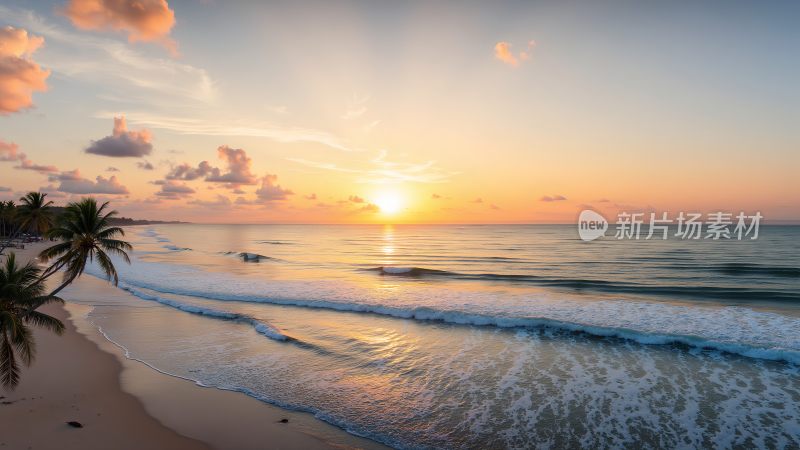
[0,244,385,450]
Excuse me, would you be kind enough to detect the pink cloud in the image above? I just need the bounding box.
[205,145,258,186]
[63,0,178,54]
[1,139,59,173]
[540,194,567,202]
[153,179,195,199]
[49,169,129,194]
[17,158,59,173]
[0,140,22,161]
[494,40,536,67]
[0,26,50,115]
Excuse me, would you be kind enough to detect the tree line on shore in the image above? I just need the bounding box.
[0,192,132,389]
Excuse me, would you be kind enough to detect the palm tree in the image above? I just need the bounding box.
[0,253,64,389]
[39,198,132,297]
[17,192,54,237]
[0,201,15,237]
[0,201,19,257]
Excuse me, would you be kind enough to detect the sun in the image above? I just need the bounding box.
[373,191,404,215]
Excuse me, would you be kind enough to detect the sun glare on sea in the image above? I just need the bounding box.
[373,191,404,215]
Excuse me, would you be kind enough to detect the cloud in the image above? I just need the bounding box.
[50,170,129,194]
[494,40,536,67]
[348,195,364,203]
[287,150,456,185]
[112,113,359,152]
[341,94,369,120]
[205,145,258,185]
[36,184,67,198]
[153,179,194,199]
[166,160,217,180]
[0,26,50,114]
[358,203,379,213]
[2,139,59,172]
[106,166,120,172]
[0,186,11,192]
[137,160,154,170]
[86,115,153,157]
[62,0,177,54]
[490,204,500,210]
[471,198,483,204]
[165,146,258,189]
[188,194,232,208]
[540,194,567,202]
[431,193,441,199]
[17,158,59,173]
[255,174,293,202]
[0,140,22,161]
[304,193,317,200]
[1,6,214,105]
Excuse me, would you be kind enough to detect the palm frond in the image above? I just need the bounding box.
[24,311,64,335]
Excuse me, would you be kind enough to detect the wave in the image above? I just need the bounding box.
[107,279,800,365]
[712,263,800,278]
[218,251,275,262]
[118,283,288,342]
[256,240,294,245]
[82,255,800,365]
[367,267,800,301]
[373,266,453,276]
[239,252,271,262]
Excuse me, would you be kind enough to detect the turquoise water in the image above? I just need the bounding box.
[73,224,800,448]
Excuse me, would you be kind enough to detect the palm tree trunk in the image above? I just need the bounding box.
[47,273,78,298]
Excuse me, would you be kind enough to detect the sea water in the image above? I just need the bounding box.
[70,224,800,448]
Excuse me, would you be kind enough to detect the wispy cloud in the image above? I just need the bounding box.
[287,150,456,185]
[97,112,361,152]
[341,94,369,120]
[0,5,214,104]
[540,194,567,202]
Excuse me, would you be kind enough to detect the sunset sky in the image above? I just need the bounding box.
[1,0,798,223]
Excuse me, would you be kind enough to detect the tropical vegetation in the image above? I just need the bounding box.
[0,193,132,389]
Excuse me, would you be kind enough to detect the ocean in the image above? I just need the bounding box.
[72,224,800,448]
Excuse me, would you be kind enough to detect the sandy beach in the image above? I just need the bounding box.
[0,243,385,450]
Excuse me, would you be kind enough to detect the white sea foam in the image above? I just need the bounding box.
[118,282,288,341]
[85,257,800,364]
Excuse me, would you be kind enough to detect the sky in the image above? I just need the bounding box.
[0,0,798,224]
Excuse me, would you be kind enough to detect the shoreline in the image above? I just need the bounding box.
[0,243,387,450]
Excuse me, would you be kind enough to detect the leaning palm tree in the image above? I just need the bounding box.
[39,198,132,297]
[17,192,54,237]
[0,253,64,388]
